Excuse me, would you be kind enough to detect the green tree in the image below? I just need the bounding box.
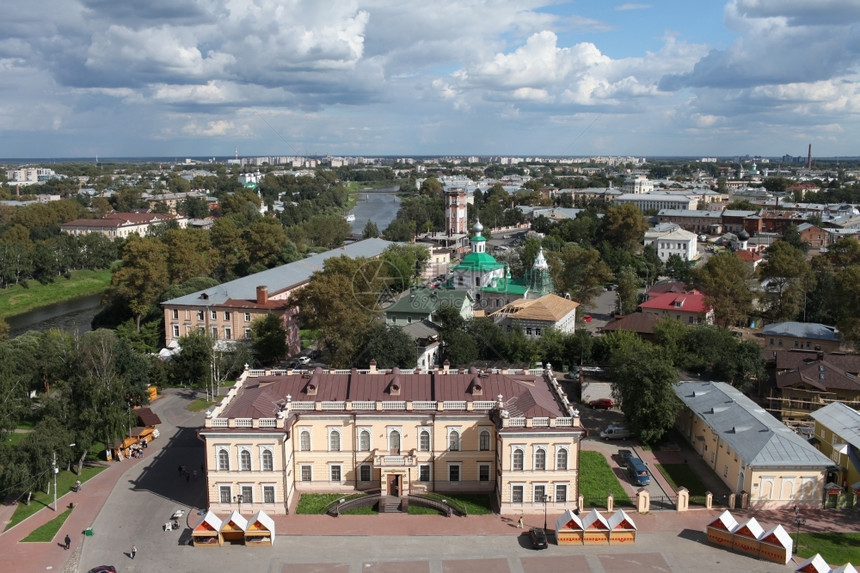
[758,241,813,321]
[601,204,648,252]
[664,253,692,283]
[357,323,416,368]
[170,330,213,387]
[110,236,169,331]
[548,244,613,305]
[614,265,639,315]
[693,252,754,327]
[250,313,288,366]
[162,227,216,284]
[609,339,679,444]
[362,220,380,239]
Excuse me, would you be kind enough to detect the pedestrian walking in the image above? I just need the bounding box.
[75,480,81,492]
[130,544,137,559]
[64,534,71,550]
[517,516,523,529]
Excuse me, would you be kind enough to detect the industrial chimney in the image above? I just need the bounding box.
[807,144,812,169]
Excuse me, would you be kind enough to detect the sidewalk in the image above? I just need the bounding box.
[0,450,153,573]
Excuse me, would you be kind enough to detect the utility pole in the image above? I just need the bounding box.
[52,451,58,512]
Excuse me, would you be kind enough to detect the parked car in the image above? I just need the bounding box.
[528,527,548,550]
[588,398,613,410]
[618,449,634,467]
[583,314,593,323]
[89,567,117,573]
[297,356,312,365]
[599,424,631,440]
[626,457,651,486]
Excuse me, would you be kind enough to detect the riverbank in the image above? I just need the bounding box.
[0,269,111,319]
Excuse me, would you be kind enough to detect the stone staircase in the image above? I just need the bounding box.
[380,495,403,513]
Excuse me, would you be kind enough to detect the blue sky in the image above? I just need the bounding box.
[1,1,858,159]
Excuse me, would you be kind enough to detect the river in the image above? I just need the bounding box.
[348,188,402,235]
[6,292,103,338]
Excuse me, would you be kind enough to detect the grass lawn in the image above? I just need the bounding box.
[0,269,112,319]
[416,493,493,515]
[5,465,107,531]
[20,507,73,543]
[796,531,860,565]
[654,464,708,496]
[295,493,366,514]
[295,492,493,515]
[579,451,632,508]
[188,398,218,413]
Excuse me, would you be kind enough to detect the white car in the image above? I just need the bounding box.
[297,356,312,365]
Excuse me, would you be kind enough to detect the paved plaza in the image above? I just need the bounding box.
[0,388,856,573]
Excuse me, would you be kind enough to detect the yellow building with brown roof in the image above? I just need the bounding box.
[198,363,585,516]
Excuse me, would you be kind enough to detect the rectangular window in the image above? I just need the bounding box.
[172,309,179,319]
[263,485,275,504]
[448,464,460,482]
[198,310,204,320]
[211,327,218,338]
[244,328,251,339]
[359,465,371,482]
[330,465,342,482]
[512,485,524,503]
[301,465,312,481]
[219,486,231,504]
[419,465,430,482]
[534,484,546,502]
[241,486,253,503]
[478,464,490,482]
[224,311,231,320]
[244,312,251,321]
[723,465,728,477]
[225,327,232,340]
[211,310,217,320]
[555,484,567,503]
[172,325,180,337]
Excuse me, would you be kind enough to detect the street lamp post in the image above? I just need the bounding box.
[543,494,551,531]
[235,494,243,513]
[52,451,58,512]
[793,505,806,554]
[51,443,76,512]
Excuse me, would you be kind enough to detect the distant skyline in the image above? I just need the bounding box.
[1,1,859,160]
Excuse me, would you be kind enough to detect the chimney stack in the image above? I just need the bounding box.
[807,144,812,170]
[256,285,268,305]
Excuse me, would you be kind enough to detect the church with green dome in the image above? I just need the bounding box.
[450,221,554,311]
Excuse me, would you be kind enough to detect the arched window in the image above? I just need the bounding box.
[512,449,524,471]
[389,430,401,453]
[300,430,311,451]
[534,448,546,471]
[329,430,341,451]
[218,449,229,471]
[262,450,274,472]
[448,430,460,451]
[419,430,430,451]
[359,430,371,451]
[479,430,491,451]
[240,450,251,471]
[556,448,568,470]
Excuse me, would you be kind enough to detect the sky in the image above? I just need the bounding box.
[1,0,859,160]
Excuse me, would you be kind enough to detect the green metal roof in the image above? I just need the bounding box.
[385,287,471,316]
[454,252,506,271]
[482,277,529,295]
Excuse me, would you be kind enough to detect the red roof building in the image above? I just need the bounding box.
[637,289,714,325]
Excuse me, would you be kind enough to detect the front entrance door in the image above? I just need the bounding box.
[388,474,400,497]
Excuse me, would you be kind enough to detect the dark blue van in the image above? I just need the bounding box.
[626,457,651,486]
